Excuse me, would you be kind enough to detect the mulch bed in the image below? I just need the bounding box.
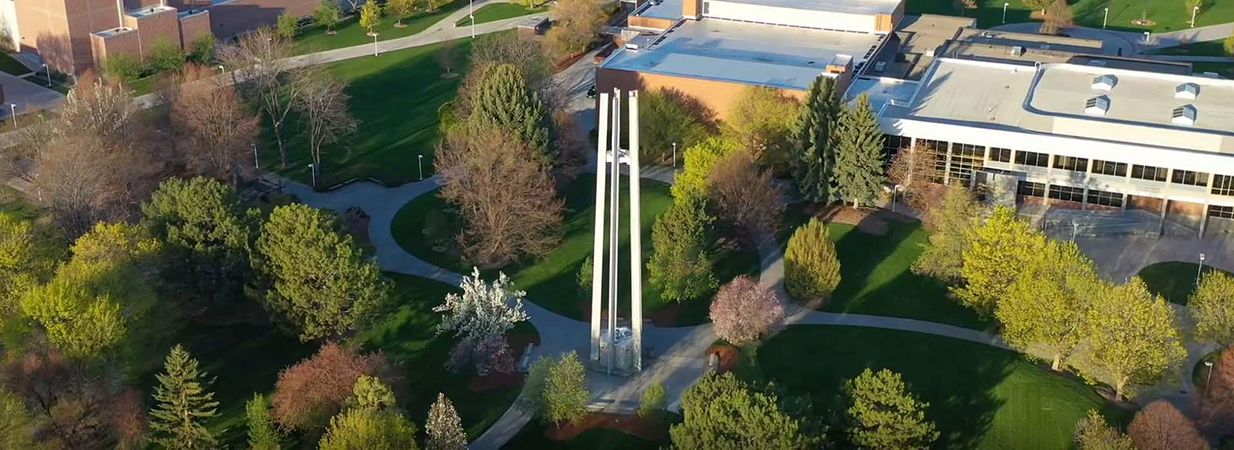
[807,204,889,235]
[704,344,740,374]
[646,303,681,327]
[465,330,541,392]
[543,412,669,441]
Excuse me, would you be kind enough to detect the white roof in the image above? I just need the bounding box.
[601,19,882,90]
[716,0,902,16]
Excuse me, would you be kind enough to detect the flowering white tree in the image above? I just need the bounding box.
[434,268,529,375]
[426,393,467,450]
[710,275,785,345]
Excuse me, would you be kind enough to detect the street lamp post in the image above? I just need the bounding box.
[469,0,475,38]
[1197,253,1207,285]
[1103,7,1108,28]
[892,184,901,213]
[1205,361,1216,397]
[1002,2,1009,23]
[373,33,379,57]
[1191,5,1198,27]
[42,64,51,87]
[253,143,260,170]
[217,64,225,74]
[8,104,15,127]
[308,164,317,187]
[672,142,677,169]
[1144,31,1151,45]
[418,154,424,180]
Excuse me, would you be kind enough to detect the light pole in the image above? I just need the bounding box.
[8,104,15,127]
[373,33,379,57]
[217,64,225,74]
[418,154,424,180]
[1197,253,1207,285]
[308,163,317,187]
[1205,361,1215,397]
[1002,2,1009,23]
[1191,5,1198,27]
[672,142,677,169]
[252,143,260,170]
[469,0,475,38]
[1144,31,1151,45]
[42,64,51,87]
[1103,7,1108,28]
[892,184,901,213]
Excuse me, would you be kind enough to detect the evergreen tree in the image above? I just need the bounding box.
[149,345,219,450]
[833,94,886,207]
[648,195,717,302]
[784,218,841,302]
[790,75,840,203]
[843,368,938,450]
[246,394,281,450]
[519,351,589,426]
[638,381,666,420]
[426,393,467,450]
[671,372,823,448]
[468,63,550,158]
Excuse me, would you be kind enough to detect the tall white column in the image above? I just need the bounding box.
[627,90,643,372]
[607,92,621,376]
[589,93,609,362]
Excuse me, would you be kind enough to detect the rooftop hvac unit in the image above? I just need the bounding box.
[1009,46,1024,56]
[1084,95,1110,116]
[1091,74,1116,91]
[1175,82,1199,100]
[1171,105,1197,126]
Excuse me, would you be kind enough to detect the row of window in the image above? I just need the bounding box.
[1016,181,1125,208]
[1213,205,1234,220]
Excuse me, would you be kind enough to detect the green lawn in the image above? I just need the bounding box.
[905,0,1234,32]
[137,273,529,447]
[778,204,985,330]
[0,52,30,76]
[294,1,468,55]
[1193,62,1234,77]
[504,421,667,449]
[1137,261,1232,305]
[390,175,761,326]
[455,3,547,27]
[1152,38,1233,56]
[0,186,37,220]
[748,326,1131,449]
[265,38,470,188]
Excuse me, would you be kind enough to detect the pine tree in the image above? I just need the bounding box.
[844,368,938,450]
[784,218,841,302]
[426,393,467,450]
[790,75,840,203]
[833,94,886,207]
[149,345,220,450]
[648,195,717,302]
[469,63,550,158]
[246,394,281,450]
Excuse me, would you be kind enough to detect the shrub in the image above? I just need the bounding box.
[519,351,589,425]
[105,53,144,83]
[1127,401,1206,450]
[784,218,841,301]
[187,33,217,64]
[276,12,299,39]
[710,275,785,345]
[145,39,184,73]
[270,342,403,432]
[639,381,667,420]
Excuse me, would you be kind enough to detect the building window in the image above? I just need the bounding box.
[883,135,911,165]
[1052,156,1089,172]
[1014,150,1049,167]
[1131,164,1168,182]
[703,1,709,14]
[1048,185,1085,202]
[989,147,1012,163]
[1086,189,1123,208]
[1212,205,1234,220]
[919,139,949,184]
[1171,170,1209,187]
[1214,175,1234,197]
[1017,180,1046,197]
[948,144,985,187]
[1092,160,1128,177]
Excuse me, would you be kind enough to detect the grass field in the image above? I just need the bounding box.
[1192,62,1234,77]
[0,52,31,76]
[1138,261,1232,304]
[748,326,1131,449]
[264,38,470,188]
[390,175,761,326]
[0,186,38,220]
[1152,37,1233,56]
[505,421,665,449]
[137,273,529,447]
[905,0,1234,32]
[778,205,986,330]
[455,3,547,26]
[294,1,468,55]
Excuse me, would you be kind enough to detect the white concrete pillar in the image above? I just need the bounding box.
[627,90,643,372]
[607,92,621,376]
[589,92,609,363]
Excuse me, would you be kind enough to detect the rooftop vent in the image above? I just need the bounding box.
[1175,82,1199,99]
[1084,95,1110,116]
[1088,59,1107,67]
[1171,104,1197,126]
[1009,45,1024,56]
[1091,74,1116,91]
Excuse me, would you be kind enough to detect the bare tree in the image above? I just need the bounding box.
[58,71,141,151]
[217,26,308,168]
[435,129,563,267]
[1040,0,1073,35]
[435,43,460,78]
[1,113,55,181]
[708,149,785,238]
[293,72,357,182]
[1127,400,1207,450]
[170,66,262,186]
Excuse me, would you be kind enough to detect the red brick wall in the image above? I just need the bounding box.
[135,9,183,50]
[202,0,316,38]
[178,11,212,49]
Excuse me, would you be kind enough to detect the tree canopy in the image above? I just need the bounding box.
[790,75,840,203]
[843,368,938,450]
[832,94,886,207]
[671,372,823,449]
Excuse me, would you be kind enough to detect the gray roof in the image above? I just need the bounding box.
[634,0,683,21]
[601,19,883,90]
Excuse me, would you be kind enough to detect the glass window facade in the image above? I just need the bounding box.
[1213,175,1234,197]
[1048,185,1085,202]
[1017,180,1046,197]
[1014,151,1049,167]
[1092,160,1128,177]
[1086,189,1123,208]
[1131,164,1168,182]
[1052,156,1089,172]
[1171,170,1209,187]
[989,147,1012,163]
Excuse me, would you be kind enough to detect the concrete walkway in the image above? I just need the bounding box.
[989,21,1234,56]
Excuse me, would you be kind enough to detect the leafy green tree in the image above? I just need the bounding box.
[648,196,717,302]
[318,408,419,450]
[146,38,184,73]
[640,88,712,164]
[468,63,550,158]
[386,0,415,27]
[187,33,217,64]
[105,53,143,83]
[142,177,253,305]
[1225,34,1234,55]
[0,389,37,450]
[790,75,840,203]
[276,12,299,39]
[253,204,392,341]
[246,394,282,450]
[671,372,823,449]
[954,206,1044,318]
[149,345,219,450]
[519,351,589,425]
[577,255,593,290]
[348,375,397,410]
[911,184,982,283]
[1190,270,1234,346]
[0,213,57,313]
[638,381,666,420]
[670,135,740,204]
[314,0,342,32]
[426,393,467,450]
[996,239,1098,371]
[843,368,938,450]
[1073,409,1133,450]
[1084,278,1186,401]
[784,218,841,302]
[20,276,126,357]
[544,0,603,58]
[729,86,799,167]
[360,0,383,35]
[833,94,885,207]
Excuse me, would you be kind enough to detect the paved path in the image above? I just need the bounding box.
[1149,22,1234,50]
[989,21,1234,56]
